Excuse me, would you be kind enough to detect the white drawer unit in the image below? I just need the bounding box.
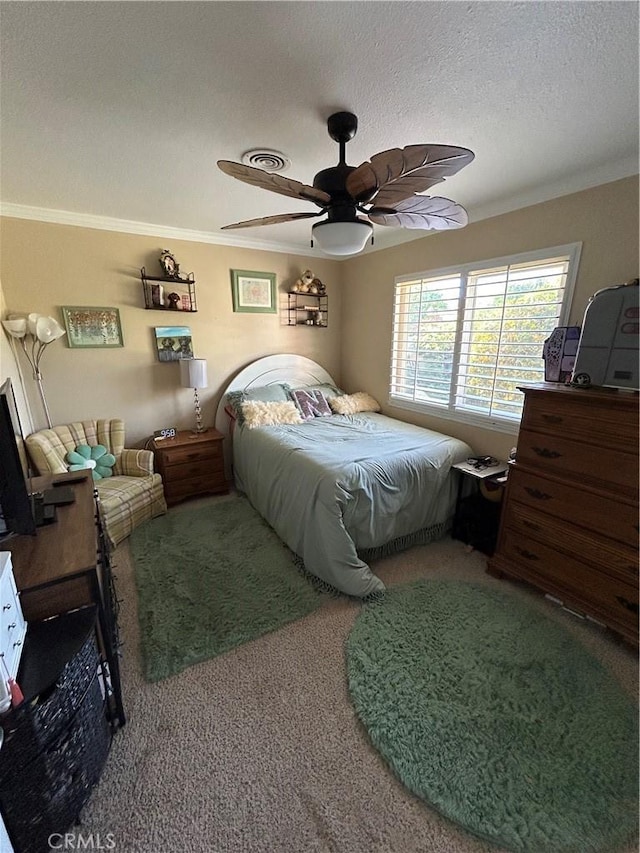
[0,552,26,679]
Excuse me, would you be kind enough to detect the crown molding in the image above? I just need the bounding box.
[0,203,316,258]
[1,158,637,260]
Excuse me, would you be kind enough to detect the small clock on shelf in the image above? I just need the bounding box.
[153,427,177,441]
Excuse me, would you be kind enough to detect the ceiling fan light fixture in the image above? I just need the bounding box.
[312,219,373,257]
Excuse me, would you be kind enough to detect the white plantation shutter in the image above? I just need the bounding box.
[390,244,581,431]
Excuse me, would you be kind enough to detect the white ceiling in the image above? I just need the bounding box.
[1,1,638,258]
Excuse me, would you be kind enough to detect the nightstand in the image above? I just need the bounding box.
[451,459,507,556]
[152,429,228,506]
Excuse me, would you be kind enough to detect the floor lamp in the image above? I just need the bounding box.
[2,313,66,429]
[179,358,208,434]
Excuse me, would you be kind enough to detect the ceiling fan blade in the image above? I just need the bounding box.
[347,145,474,204]
[218,161,331,206]
[221,211,323,230]
[368,195,469,230]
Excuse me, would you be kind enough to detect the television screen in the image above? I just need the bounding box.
[0,378,36,539]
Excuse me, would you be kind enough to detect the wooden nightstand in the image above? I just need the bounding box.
[152,429,227,506]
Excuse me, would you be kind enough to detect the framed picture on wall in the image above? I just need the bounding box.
[230,270,277,313]
[154,326,193,362]
[61,306,124,348]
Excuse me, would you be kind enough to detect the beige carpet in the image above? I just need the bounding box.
[74,496,638,853]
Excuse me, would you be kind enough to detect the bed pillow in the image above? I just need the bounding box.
[226,383,292,426]
[290,388,332,420]
[329,392,381,415]
[241,400,303,429]
[291,382,346,398]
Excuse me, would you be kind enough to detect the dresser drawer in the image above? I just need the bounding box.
[520,392,638,448]
[161,456,224,484]
[507,467,639,549]
[497,529,639,635]
[517,427,638,498]
[502,501,639,584]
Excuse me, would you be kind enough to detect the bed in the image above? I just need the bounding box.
[214,355,472,598]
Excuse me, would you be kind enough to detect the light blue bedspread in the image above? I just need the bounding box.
[233,412,471,598]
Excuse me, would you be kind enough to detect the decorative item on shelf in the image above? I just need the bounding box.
[154,326,193,362]
[166,292,181,310]
[2,312,66,428]
[159,249,180,279]
[180,358,208,434]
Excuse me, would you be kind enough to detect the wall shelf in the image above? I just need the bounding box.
[287,292,328,327]
[140,267,197,312]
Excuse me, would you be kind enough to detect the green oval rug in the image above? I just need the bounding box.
[346,580,638,853]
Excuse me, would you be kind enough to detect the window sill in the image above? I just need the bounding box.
[388,395,521,435]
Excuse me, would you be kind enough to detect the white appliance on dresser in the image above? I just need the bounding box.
[0,552,26,683]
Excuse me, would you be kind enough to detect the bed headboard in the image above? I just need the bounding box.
[214,354,336,438]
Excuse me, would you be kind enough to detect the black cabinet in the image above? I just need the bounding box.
[0,608,111,853]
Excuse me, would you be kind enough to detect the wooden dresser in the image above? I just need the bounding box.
[152,429,227,506]
[488,383,639,645]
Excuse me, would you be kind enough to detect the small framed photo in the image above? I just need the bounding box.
[62,306,124,348]
[230,270,277,314]
[154,326,193,362]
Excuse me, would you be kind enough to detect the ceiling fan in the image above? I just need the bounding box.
[217,111,474,256]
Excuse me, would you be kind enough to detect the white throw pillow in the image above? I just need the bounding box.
[241,400,303,429]
[328,392,381,415]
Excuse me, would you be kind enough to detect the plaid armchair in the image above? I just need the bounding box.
[25,418,167,547]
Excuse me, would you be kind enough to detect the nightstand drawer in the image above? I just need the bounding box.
[164,472,227,504]
[162,457,223,483]
[158,441,222,467]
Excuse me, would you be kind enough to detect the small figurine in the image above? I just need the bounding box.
[166,292,181,310]
[293,269,315,294]
[159,249,180,279]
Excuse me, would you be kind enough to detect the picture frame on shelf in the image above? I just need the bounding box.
[154,326,193,362]
[230,269,277,314]
[61,306,124,348]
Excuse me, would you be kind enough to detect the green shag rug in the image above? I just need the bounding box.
[346,580,639,853]
[130,496,326,681]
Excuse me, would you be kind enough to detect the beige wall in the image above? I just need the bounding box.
[0,222,342,445]
[341,176,639,460]
[1,175,638,455]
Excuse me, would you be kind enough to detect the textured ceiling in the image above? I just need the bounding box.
[1,1,638,257]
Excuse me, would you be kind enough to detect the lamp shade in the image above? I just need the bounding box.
[1,318,27,338]
[312,219,373,256]
[180,358,208,389]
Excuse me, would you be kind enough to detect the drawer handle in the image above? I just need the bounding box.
[12,640,21,648]
[615,596,639,614]
[532,447,562,459]
[522,520,541,532]
[515,546,539,561]
[524,487,552,501]
[541,414,563,424]
[2,604,11,611]
[7,623,16,630]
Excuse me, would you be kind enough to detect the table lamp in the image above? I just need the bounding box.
[179,358,208,433]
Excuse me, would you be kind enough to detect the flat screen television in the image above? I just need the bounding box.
[0,378,37,540]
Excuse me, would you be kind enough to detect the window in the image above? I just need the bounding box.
[390,243,581,432]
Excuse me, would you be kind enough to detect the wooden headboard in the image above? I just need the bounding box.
[214,353,336,439]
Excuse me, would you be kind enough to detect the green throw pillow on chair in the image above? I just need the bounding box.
[66,444,116,480]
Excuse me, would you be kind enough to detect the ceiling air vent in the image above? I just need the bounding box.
[241,149,290,173]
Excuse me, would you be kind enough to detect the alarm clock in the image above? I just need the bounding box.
[153,427,177,441]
